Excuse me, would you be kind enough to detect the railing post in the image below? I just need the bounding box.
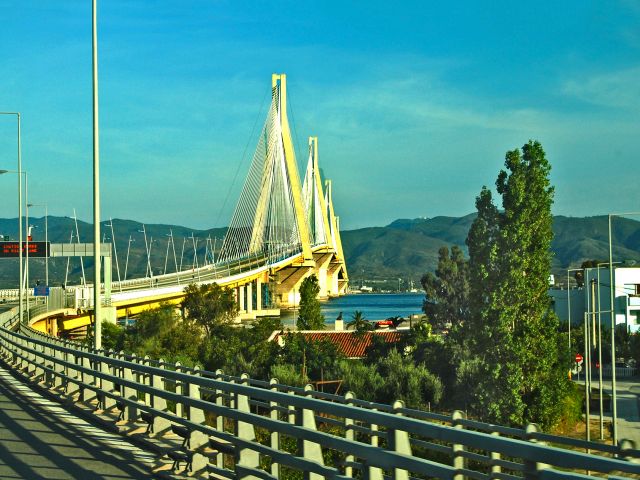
[489,430,502,479]
[65,343,81,397]
[215,369,225,470]
[81,351,97,403]
[296,384,324,480]
[344,391,355,478]
[52,343,64,389]
[452,410,466,480]
[234,373,260,479]
[150,358,170,434]
[121,351,138,421]
[619,438,637,460]
[28,338,38,377]
[35,341,45,382]
[269,377,281,478]
[365,407,383,480]
[389,400,411,480]
[174,361,184,419]
[187,365,208,472]
[100,349,115,409]
[524,423,548,479]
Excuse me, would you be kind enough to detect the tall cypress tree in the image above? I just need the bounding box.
[297,274,325,330]
[466,141,569,428]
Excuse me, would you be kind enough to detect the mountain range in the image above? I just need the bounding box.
[0,215,638,289]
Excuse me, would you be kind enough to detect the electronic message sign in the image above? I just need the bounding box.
[0,241,50,258]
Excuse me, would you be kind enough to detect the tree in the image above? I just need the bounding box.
[421,245,470,332]
[347,310,373,332]
[297,275,324,330]
[574,260,602,287]
[465,141,570,428]
[126,304,202,364]
[182,283,238,336]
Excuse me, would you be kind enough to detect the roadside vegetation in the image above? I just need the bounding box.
[98,141,632,433]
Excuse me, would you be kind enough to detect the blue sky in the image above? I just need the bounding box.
[0,1,638,230]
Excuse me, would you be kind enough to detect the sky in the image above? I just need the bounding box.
[0,1,638,230]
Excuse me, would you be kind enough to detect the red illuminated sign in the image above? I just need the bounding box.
[0,242,50,258]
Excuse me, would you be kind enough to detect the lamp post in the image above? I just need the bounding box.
[595,261,621,441]
[139,226,151,278]
[608,212,640,445]
[567,267,583,356]
[179,237,187,272]
[0,111,22,324]
[105,218,122,290]
[92,0,102,349]
[0,167,26,323]
[124,235,134,280]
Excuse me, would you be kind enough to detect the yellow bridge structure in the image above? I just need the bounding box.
[10,74,348,336]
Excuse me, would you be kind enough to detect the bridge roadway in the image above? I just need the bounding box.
[0,365,157,479]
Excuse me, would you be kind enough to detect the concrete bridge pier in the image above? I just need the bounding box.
[313,252,333,299]
[326,262,342,296]
[274,264,313,309]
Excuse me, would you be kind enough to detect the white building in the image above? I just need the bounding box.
[551,267,640,333]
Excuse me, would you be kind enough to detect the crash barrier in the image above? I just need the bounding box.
[1,314,639,479]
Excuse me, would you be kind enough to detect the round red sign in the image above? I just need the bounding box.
[575,353,584,364]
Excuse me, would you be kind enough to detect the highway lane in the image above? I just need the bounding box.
[0,366,158,479]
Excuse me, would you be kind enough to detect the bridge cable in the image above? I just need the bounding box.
[213,85,270,231]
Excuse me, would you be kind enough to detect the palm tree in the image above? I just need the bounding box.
[347,310,372,332]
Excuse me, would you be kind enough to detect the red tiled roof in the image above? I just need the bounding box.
[271,330,405,358]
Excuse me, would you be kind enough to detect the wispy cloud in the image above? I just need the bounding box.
[562,66,640,109]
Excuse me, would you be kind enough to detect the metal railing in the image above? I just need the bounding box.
[1,316,639,479]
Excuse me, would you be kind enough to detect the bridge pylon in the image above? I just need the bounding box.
[325,179,349,295]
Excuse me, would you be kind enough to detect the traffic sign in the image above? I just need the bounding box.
[575,353,583,364]
[0,241,50,258]
[34,286,50,297]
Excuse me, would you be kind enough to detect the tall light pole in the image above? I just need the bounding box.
[92,0,102,349]
[0,167,26,322]
[596,261,621,441]
[567,267,583,356]
[106,218,121,289]
[0,112,22,324]
[139,226,151,277]
[608,211,640,445]
[124,234,134,280]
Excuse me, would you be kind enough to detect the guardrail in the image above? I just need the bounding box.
[1,319,639,479]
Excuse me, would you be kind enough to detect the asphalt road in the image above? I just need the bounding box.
[0,366,157,479]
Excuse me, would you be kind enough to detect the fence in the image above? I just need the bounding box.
[1,315,639,479]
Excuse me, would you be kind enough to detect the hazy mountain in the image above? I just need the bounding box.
[0,214,638,289]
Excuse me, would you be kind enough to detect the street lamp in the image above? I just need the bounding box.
[608,211,640,445]
[567,267,583,355]
[105,218,121,289]
[138,226,152,278]
[0,112,22,324]
[91,0,102,349]
[595,261,621,441]
[124,235,135,280]
[0,166,25,323]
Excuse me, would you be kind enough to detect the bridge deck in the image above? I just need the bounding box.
[0,366,156,479]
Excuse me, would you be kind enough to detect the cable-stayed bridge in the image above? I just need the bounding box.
[2,74,348,334]
[0,75,639,479]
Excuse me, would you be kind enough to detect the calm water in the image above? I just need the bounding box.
[280,293,424,325]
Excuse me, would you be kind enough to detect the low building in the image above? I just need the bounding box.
[268,328,406,359]
[551,267,640,333]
